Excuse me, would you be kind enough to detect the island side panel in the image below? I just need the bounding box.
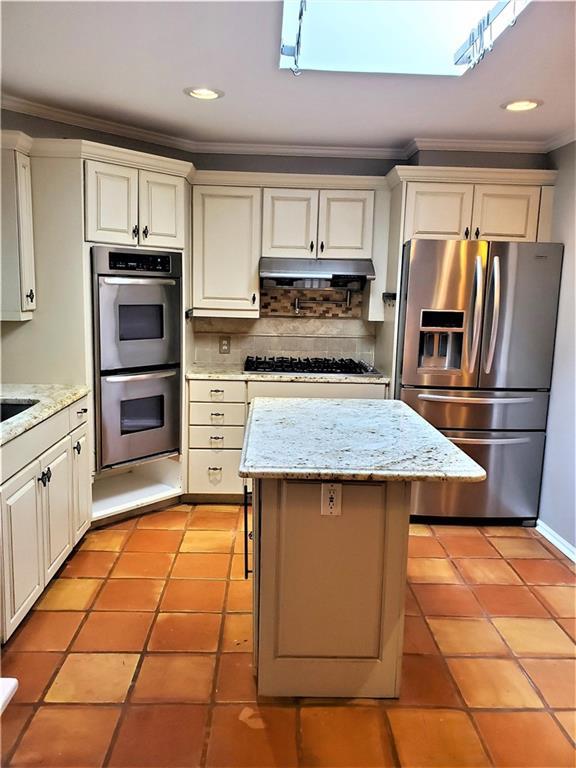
[256,478,411,698]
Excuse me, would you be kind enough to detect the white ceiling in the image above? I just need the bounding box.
[1,1,575,154]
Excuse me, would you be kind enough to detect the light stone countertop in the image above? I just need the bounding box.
[239,397,486,482]
[0,384,89,447]
[186,362,390,386]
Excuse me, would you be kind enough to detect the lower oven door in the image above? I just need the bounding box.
[99,369,180,470]
[411,430,546,520]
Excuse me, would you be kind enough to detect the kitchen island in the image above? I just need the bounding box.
[239,397,485,698]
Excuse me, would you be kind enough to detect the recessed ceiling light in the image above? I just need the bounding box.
[184,87,224,101]
[501,99,542,112]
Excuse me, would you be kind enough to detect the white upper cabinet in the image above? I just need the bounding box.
[1,149,36,320]
[1,460,44,637]
[85,160,139,245]
[404,182,474,241]
[318,189,374,259]
[85,161,186,248]
[263,187,374,260]
[262,189,319,258]
[471,185,541,241]
[139,170,186,248]
[193,186,261,317]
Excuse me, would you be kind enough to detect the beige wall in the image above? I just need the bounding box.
[539,141,575,548]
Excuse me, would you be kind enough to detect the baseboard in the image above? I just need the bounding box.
[536,520,576,562]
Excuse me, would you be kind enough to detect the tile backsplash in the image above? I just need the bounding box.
[190,317,376,364]
[260,288,363,318]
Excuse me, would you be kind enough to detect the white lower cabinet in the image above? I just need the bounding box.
[41,437,73,581]
[188,450,244,494]
[1,406,92,640]
[71,425,91,543]
[1,461,44,638]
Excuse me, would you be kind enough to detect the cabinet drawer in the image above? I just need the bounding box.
[69,396,89,431]
[189,426,245,450]
[189,380,245,403]
[247,381,387,401]
[189,402,246,426]
[188,449,243,494]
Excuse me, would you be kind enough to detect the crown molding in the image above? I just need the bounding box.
[544,129,576,153]
[193,170,389,189]
[0,130,34,154]
[406,137,550,155]
[29,137,195,179]
[1,93,403,160]
[386,165,558,188]
[3,92,571,161]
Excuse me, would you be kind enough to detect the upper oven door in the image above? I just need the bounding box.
[98,276,181,371]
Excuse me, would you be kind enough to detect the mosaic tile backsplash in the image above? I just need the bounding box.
[189,317,376,365]
[260,288,363,318]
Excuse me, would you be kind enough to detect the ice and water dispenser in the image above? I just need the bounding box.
[418,310,464,371]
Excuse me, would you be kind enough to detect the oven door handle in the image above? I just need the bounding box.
[101,277,177,286]
[104,371,178,383]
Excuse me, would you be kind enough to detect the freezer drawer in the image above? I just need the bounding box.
[411,430,545,519]
[401,389,549,430]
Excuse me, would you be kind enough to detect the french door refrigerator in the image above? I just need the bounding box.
[395,239,563,521]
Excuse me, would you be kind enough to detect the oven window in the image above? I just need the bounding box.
[118,305,164,341]
[120,395,164,434]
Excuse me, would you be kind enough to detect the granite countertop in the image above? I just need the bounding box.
[186,362,390,386]
[239,397,486,482]
[0,384,89,447]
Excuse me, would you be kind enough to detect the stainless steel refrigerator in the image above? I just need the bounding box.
[395,239,563,521]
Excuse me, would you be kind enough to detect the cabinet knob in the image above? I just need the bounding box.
[46,467,52,483]
[77,407,88,415]
[74,441,82,455]
[142,226,149,239]
[132,224,139,238]
[25,289,35,303]
[251,293,257,305]
[309,240,314,252]
[475,227,480,239]
[320,241,325,253]
[464,227,470,239]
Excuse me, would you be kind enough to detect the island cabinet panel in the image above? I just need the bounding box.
[256,478,411,697]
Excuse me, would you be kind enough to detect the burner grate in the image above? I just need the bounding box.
[244,356,376,375]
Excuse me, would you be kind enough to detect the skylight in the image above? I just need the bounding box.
[280,0,529,77]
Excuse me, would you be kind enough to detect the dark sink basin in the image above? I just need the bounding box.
[0,400,39,423]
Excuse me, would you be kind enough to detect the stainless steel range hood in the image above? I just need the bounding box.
[259,257,376,281]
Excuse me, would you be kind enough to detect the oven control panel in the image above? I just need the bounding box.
[109,253,172,273]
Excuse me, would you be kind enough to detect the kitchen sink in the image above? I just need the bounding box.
[0,400,39,423]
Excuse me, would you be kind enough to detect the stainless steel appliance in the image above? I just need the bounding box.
[395,239,563,521]
[244,356,377,374]
[92,247,181,471]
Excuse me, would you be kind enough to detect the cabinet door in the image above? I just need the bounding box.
[15,152,36,311]
[193,186,261,315]
[262,188,319,258]
[1,461,44,639]
[71,425,91,543]
[139,171,186,249]
[404,183,474,241]
[471,185,540,241]
[85,160,139,245]
[317,190,374,259]
[41,437,73,581]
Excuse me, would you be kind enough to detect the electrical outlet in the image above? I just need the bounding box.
[321,482,342,516]
[219,335,231,354]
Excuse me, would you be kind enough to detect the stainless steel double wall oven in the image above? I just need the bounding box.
[92,247,181,471]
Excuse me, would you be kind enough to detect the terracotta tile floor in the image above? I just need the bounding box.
[2,504,575,767]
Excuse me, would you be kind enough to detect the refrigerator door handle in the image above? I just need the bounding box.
[484,255,501,374]
[450,436,530,446]
[417,394,534,405]
[467,255,484,374]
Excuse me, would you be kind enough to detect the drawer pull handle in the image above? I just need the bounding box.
[208,466,223,471]
[210,436,224,441]
[210,412,224,417]
[210,389,224,394]
[77,407,88,415]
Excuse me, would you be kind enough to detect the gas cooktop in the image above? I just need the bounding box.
[244,356,378,375]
